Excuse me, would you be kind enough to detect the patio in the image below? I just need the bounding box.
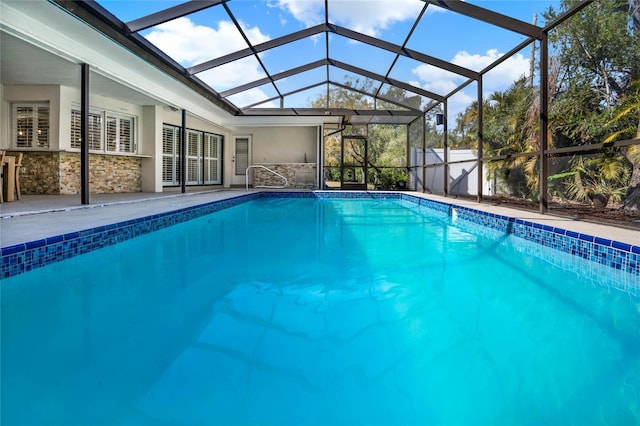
[0,190,244,247]
[1,190,637,251]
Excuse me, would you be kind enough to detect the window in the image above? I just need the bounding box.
[70,110,81,148]
[163,125,180,185]
[204,133,222,184]
[13,103,49,148]
[71,108,135,153]
[106,114,134,153]
[162,124,222,186]
[187,130,201,184]
[71,109,102,150]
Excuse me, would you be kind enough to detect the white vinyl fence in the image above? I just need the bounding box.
[409,148,494,196]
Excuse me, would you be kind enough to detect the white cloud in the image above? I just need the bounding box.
[412,49,530,118]
[452,49,530,90]
[228,89,278,109]
[447,90,475,119]
[411,65,463,95]
[270,0,323,27]
[147,18,243,65]
[273,0,423,36]
[145,17,272,97]
[196,57,266,91]
[413,49,530,97]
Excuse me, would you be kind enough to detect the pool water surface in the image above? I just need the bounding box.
[2,197,639,425]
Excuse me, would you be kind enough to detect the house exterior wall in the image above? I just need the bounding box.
[3,85,62,150]
[228,126,319,188]
[58,86,145,151]
[1,1,332,197]
[162,109,231,135]
[60,152,142,194]
[15,151,60,195]
[1,84,241,194]
[141,105,162,192]
[11,151,141,195]
[248,126,318,164]
[1,85,323,194]
[1,1,231,126]
[253,163,317,189]
[3,84,146,194]
[163,108,232,188]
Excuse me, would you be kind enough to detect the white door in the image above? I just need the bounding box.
[232,135,251,186]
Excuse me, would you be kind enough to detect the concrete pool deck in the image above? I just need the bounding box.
[1,190,638,249]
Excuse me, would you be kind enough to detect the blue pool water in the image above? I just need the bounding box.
[2,197,639,425]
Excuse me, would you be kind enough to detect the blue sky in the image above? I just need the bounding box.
[98,0,562,118]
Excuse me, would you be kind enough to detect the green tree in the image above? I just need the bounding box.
[448,77,540,199]
[605,78,640,209]
[545,0,639,114]
[449,100,484,149]
[544,0,640,209]
[312,76,415,188]
[483,78,540,199]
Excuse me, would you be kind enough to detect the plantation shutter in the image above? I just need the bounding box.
[88,113,102,150]
[36,106,49,148]
[203,133,221,184]
[105,115,134,153]
[187,130,201,183]
[16,106,33,148]
[119,117,133,152]
[106,116,117,151]
[15,104,50,148]
[70,109,102,150]
[71,110,81,149]
[162,125,178,185]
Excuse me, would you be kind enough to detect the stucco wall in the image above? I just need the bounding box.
[247,126,318,164]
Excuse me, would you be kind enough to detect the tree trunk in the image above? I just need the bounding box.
[623,124,640,211]
[590,193,610,209]
[624,160,640,211]
[626,0,640,211]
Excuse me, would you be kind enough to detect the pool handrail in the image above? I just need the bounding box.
[245,165,288,191]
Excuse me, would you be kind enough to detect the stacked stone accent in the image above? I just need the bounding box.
[12,151,60,195]
[60,153,142,194]
[253,163,316,189]
[91,154,141,194]
[10,151,142,195]
[59,152,80,194]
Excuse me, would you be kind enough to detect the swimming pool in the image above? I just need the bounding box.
[2,193,639,425]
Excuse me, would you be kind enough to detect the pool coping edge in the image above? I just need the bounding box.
[1,191,638,280]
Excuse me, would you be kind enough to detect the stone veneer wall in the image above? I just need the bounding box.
[9,151,142,195]
[253,163,317,189]
[60,152,142,194]
[9,151,60,195]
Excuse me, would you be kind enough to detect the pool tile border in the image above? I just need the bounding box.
[1,191,638,280]
[1,192,260,279]
[398,193,639,278]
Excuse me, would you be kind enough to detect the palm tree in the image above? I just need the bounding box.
[604,78,640,210]
[562,155,631,208]
[482,78,540,199]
